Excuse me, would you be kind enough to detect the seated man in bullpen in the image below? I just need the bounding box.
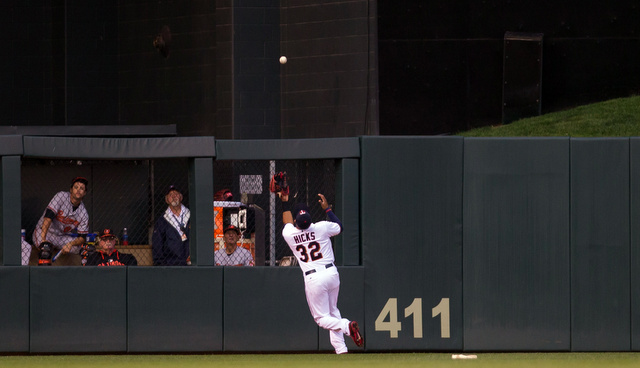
[215,225,255,266]
[85,228,137,266]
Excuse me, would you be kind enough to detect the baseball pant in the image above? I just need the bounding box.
[304,266,351,354]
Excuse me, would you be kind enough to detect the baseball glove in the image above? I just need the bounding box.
[38,241,53,266]
[269,172,289,195]
[79,243,96,258]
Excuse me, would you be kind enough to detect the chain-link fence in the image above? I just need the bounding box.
[213,159,336,266]
[21,157,337,267]
[21,158,189,266]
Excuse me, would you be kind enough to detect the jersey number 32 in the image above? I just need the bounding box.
[296,241,323,262]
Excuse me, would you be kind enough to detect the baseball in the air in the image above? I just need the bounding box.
[279,56,287,64]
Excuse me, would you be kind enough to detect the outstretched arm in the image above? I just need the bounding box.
[279,193,293,225]
[318,193,343,231]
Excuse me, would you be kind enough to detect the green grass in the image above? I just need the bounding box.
[1,353,640,368]
[457,96,640,137]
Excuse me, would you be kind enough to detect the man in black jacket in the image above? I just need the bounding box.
[152,185,191,266]
[85,228,137,266]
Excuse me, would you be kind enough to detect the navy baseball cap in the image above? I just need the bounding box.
[295,210,312,230]
[166,185,181,195]
[292,203,310,216]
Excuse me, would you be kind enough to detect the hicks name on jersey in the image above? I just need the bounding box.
[293,232,315,244]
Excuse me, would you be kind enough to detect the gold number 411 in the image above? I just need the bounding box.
[374,298,450,339]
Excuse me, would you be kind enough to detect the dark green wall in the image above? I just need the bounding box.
[2,135,640,353]
[30,267,128,352]
[0,267,29,352]
[463,138,570,350]
[361,136,464,350]
[128,267,223,352]
[570,138,630,351]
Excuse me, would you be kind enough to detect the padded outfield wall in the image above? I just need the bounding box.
[1,135,640,353]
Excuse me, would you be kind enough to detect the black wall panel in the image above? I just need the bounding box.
[4,1,640,138]
[30,267,127,352]
[118,1,217,136]
[378,39,504,135]
[0,267,29,352]
[361,136,463,350]
[570,138,630,351]
[378,1,640,135]
[463,138,570,351]
[542,38,640,113]
[231,1,280,139]
[65,0,118,126]
[280,0,377,138]
[379,1,640,40]
[127,267,223,352]
[223,267,316,352]
[3,3,56,126]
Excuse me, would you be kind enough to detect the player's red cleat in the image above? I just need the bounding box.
[349,321,364,347]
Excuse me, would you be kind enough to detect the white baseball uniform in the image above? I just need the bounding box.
[215,246,255,266]
[24,191,89,264]
[282,219,352,354]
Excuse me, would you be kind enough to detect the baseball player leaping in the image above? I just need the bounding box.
[279,192,364,354]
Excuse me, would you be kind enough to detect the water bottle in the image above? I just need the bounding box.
[122,228,129,245]
[21,229,26,240]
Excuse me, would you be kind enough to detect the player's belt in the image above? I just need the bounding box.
[304,263,334,276]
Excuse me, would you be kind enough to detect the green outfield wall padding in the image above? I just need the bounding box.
[23,136,216,159]
[1,125,176,137]
[6,135,640,354]
[215,138,360,160]
[631,138,640,351]
[223,267,317,352]
[463,138,571,351]
[317,267,365,352]
[336,159,360,266]
[30,267,128,352]
[570,138,630,351]
[0,267,29,352]
[190,158,215,266]
[361,136,463,351]
[127,267,223,352]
